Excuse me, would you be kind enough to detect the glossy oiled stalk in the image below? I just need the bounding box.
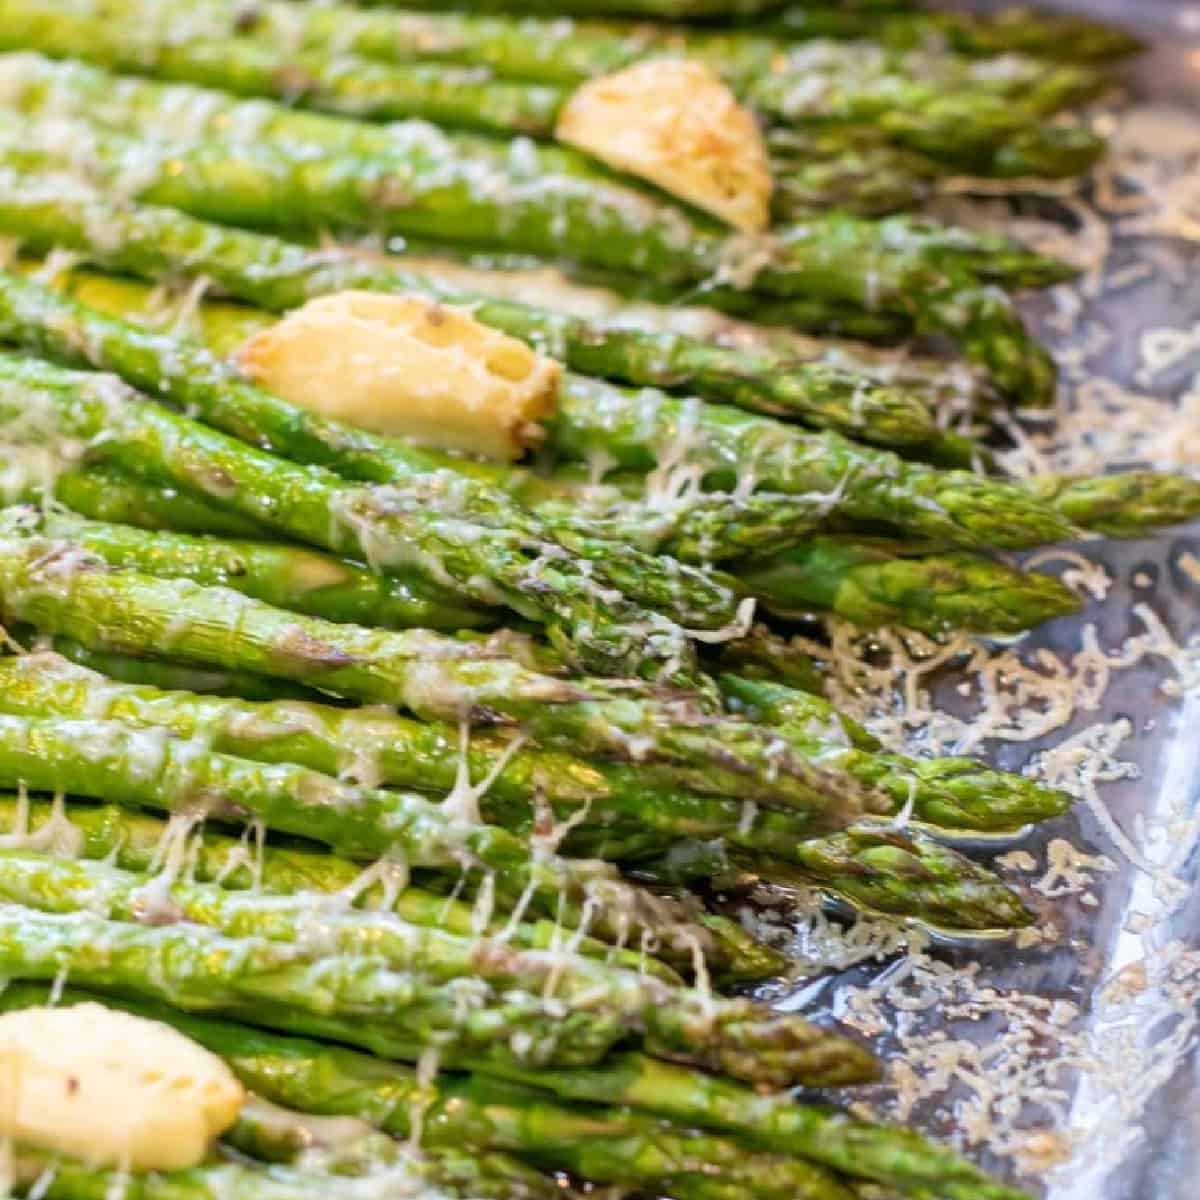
[0,653,1031,930]
[1023,470,1200,538]
[25,0,1109,150]
[0,793,685,982]
[0,711,684,919]
[0,282,1071,557]
[550,376,1078,550]
[0,985,1030,1200]
[181,0,1122,93]
[0,904,688,1073]
[0,116,1067,399]
[10,1148,450,1200]
[737,534,1081,634]
[766,5,1143,63]
[719,673,1072,834]
[25,512,492,633]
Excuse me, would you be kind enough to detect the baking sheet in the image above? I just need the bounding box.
[769,5,1200,1197]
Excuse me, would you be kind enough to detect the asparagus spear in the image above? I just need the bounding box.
[0,150,1049,411]
[19,636,324,704]
[0,710,711,929]
[743,40,1109,168]
[0,0,1112,186]
[0,75,1075,299]
[0,793,687,981]
[59,0,1111,122]
[0,506,881,818]
[226,0,1119,92]
[10,1148,466,1200]
[5,902,875,1086]
[1023,470,1200,538]
[550,376,1078,549]
[765,5,1143,63]
[223,1105,569,1200]
[720,673,1071,834]
[0,904,703,1073]
[738,534,1082,633]
[0,118,1065,400]
[29,460,270,539]
[0,651,868,854]
[0,269,741,651]
[0,991,852,1200]
[0,0,567,138]
[43,251,1000,417]
[23,510,495,633]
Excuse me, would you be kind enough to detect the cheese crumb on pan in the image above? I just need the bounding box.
[237,291,562,462]
[0,1002,244,1171]
[556,58,773,235]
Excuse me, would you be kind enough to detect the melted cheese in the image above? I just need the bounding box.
[0,1003,244,1171]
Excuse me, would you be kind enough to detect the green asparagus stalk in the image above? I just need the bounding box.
[226,1094,854,1200]
[10,1148,468,1200]
[1023,470,1200,538]
[192,0,1119,92]
[0,651,868,855]
[0,149,1050,411]
[41,252,1001,417]
[509,473,1088,635]
[0,849,878,1088]
[0,1,567,138]
[0,793,687,981]
[0,119,1064,400]
[0,652,1036,929]
[0,710,697,920]
[0,269,742,654]
[56,0,1110,124]
[737,534,1082,633]
[0,0,1111,187]
[223,1105,569,1200]
[0,81,1075,300]
[0,904,712,1073]
[720,673,1072,834]
[742,41,1109,168]
[765,5,1143,63]
[550,375,1078,549]
[20,459,270,539]
[19,635,325,703]
[22,510,494,633]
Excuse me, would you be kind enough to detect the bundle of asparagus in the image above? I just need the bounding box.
[0,3,1151,1197]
